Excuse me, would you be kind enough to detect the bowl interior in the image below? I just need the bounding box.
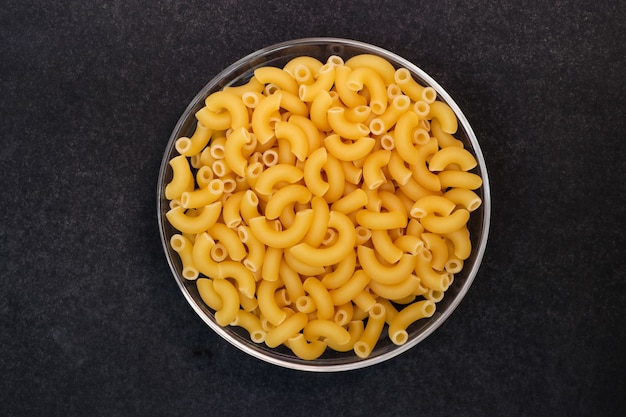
[157,38,490,371]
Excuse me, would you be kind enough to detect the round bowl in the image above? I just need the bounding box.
[157,37,491,372]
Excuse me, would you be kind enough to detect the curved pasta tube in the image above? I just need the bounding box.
[431,118,463,148]
[443,225,472,260]
[362,149,391,189]
[286,333,327,360]
[331,188,368,214]
[428,101,458,134]
[371,229,403,264]
[411,137,441,191]
[180,179,224,209]
[299,63,335,102]
[444,188,482,212]
[224,127,252,177]
[165,155,194,200]
[346,67,387,115]
[195,106,232,130]
[421,209,470,234]
[353,303,386,358]
[221,190,245,228]
[191,232,221,278]
[251,92,282,144]
[324,134,376,162]
[303,147,330,197]
[265,312,308,348]
[302,278,335,320]
[204,91,249,130]
[345,53,396,86]
[327,107,370,139]
[438,171,483,190]
[289,211,357,267]
[217,261,256,298]
[277,90,309,117]
[165,202,222,234]
[369,94,411,135]
[368,273,421,301]
[254,66,299,94]
[328,269,370,306]
[253,163,304,196]
[208,222,247,261]
[303,319,351,345]
[211,278,240,326]
[358,245,417,285]
[283,56,324,79]
[282,248,326,276]
[235,225,266,273]
[232,310,266,344]
[175,122,213,156]
[303,196,330,247]
[393,235,424,255]
[410,195,456,219]
[393,111,421,165]
[321,248,357,289]
[388,150,413,185]
[288,114,322,152]
[309,90,334,132]
[325,321,364,352]
[240,190,261,225]
[394,68,437,103]
[355,209,407,230]
[257,278,288,327]
[421,232,449,271]
[388,300,436,345]
[264,184,312,219]
[428,147,478,172]
[196,277,223,311]
[274,121,309,161]
[170,234,199,280]
[415,250,450,291]
[261,246,283,282]
[249,209,314,248]
[334,65,367,108]
[322,153,345,203]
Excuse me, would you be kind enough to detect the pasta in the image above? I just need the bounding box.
[164,53,483,361]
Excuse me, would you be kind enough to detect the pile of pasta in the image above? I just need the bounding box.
[164,54,482,360]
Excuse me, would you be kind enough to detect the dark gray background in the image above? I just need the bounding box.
[1,0,625,416]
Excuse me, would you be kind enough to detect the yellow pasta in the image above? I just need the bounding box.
[362,149,391,189]
[354,303,386,358]
[346,67,388,115]
[388,300,436,345]
[289,211,357,267]
[327,107,370,139]
[204,91,249,130]
[170,234,199,280]
[428,146,478,172]
[165,202,222,234]
[212,278,240,326]
[345,54,396,86]
[248,209,314,248]
[254,66,299,94]
[265,312,308,348]
[286,333,327,360]
[165,155,195,200]
[324,134,376,162]
[301,279,332,317]
[303,319,351,345]
[164,53,483,361]
[328,269,370,306]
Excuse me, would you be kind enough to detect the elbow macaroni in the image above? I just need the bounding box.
[164,53,483,360]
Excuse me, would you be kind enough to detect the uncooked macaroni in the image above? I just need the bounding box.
[164,53,483,360]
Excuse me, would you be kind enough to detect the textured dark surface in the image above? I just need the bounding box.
[1,1,625,416]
